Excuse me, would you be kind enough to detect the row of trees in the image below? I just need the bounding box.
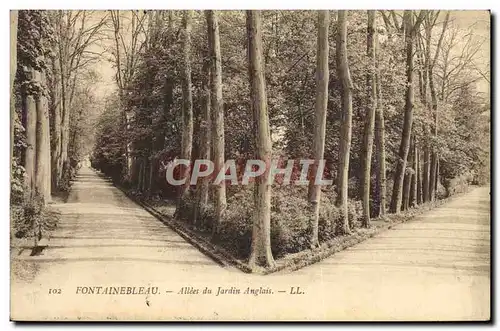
[18,10,486,270]
[11,11,104,239]
[11,10,489,266]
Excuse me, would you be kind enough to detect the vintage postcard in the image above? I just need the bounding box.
[9,9,490,321]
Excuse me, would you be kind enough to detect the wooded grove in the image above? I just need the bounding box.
[10,10,490,271]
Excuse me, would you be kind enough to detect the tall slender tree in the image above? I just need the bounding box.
[49,55,61,191]
[426,12,450,201]
[336,10,354,233]
[402,135,414,211]
[416,145,423,204]
[247,10,275,270]
[308,10,330,248]
[109,10,144,183]
[415,23,430,204]
[390,10,426,213]
[193,56,212,227]
[361,10,377,227]
[35,71,51,203]
[206,10,227,236]
[374,37,387,217]
[177,10,194,211]
[410,140,418,207]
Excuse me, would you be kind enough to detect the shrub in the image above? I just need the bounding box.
[436,180,447,200]
[197,185,362,259]
[444,172,472,197]
[175,192,196,221]
[11,192,60,244]
[11,195,44,240]
[196,202,216,229]
[10,160,25,205]
[58,161,73,193]
[318,187,362,239]
[318,195,341,241]
[348,198,363,228]
[270,189,311,257]
[216,190,254,257]
[175,191,217,231]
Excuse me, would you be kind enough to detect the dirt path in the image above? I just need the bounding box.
[10,167,490,321]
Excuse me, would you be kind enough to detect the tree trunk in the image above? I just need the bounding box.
[402,170,410,211]
[50,56,62,191]
[177,10,194,213]
[308,10,329,248]
[421,11,448,203]
[374,49,386,217]
[418,28,430,204]
[246,10,275,270]
[58,28,70,182]
[193,57,212,227]
[435,158,440,195]
[111,12,131,182]
[60,90,70,179]
[35,71,51,204]
[131,157,140,188]
[416,147,423,204]
[410,142,418,207]
[422,142,430,202]
[43,74,52,203]
[428,70,439,202]
[142,156,148,192]
[10,10,18,168]
[336,10,353,234]
[206,10,226,236]
[124,116,132,182]
[361,10,377,227]
[429,150,437,201]
[390,11,415,214]
[402,136,414,211]
[148,152,154,196]
[23,68,37,198]
[137,158,144,191]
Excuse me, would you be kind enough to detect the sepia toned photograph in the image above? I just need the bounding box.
[9,9,490,321]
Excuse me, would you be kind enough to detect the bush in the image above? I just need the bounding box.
[10,160,25,205]
[318,193,341,241]
[58,161,73,193]
[11,192,60,244]
[174,191,217,231]
[348,198,363,228]
[11,195,44,240]
[436,180,447,200]
[181,185,364,260]
[317,186,362,237]
[175,192,196,220]
[443,172,472,197]
[270,189,311,257]
[216,190,254,257]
